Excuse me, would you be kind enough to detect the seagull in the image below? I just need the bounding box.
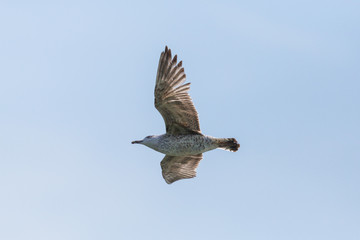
[132,46,240,184]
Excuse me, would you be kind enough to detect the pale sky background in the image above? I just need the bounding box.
[1,1,359,239]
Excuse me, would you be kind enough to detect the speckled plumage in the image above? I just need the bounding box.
[145,134,218,156]
[132,46,240,184]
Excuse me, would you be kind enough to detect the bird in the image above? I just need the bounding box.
[132,46,240,184]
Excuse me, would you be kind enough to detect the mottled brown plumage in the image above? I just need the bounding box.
[132,46,240,184]
[155,46,201,135]
[161,154,203,184]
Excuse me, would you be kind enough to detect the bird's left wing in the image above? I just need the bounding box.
[160,154,203,184]
[154,46,201,135]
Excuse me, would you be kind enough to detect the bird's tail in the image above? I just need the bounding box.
[216,138,240,152]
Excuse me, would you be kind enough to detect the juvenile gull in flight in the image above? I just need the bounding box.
[132,46,240,184]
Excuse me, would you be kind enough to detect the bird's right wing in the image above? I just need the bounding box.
[154,46,201,135]
[160,154,203,184]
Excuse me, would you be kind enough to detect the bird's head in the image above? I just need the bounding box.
[131,135,156,146]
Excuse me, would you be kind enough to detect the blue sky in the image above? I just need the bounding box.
[1,1,359,239]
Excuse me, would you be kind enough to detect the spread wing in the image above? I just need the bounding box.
[160,154,203,184]
[155,46,201,135]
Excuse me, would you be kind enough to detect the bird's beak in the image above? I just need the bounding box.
[131,140,143,144]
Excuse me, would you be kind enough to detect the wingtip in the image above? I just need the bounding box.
[165,45,172,54]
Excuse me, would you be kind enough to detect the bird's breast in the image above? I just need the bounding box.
[153,134,217,156]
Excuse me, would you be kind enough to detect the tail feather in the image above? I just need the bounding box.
[217,138,240,152]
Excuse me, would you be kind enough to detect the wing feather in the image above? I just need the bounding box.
[160,154,203,184]
[155,46,201,135]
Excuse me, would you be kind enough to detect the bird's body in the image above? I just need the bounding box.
[139,134,219,156]
[132,46,240,184]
